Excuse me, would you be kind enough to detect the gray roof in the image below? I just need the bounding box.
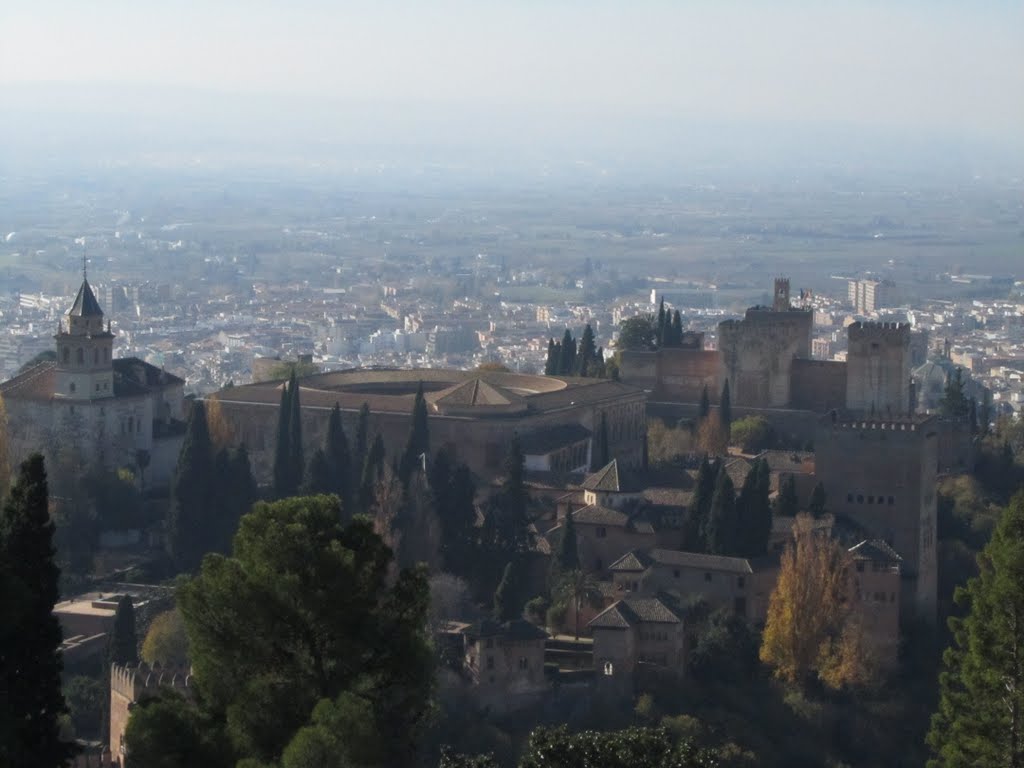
[608,550,653,573]
[648,548,754,575]
[68,279,104,317]
[571,505,655,534]
[589,596,682,630]
[581,460,622,492]
[849,539,902,564]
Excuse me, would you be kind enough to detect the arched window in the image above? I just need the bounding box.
[62,347,70,363]
[76,348,84,365]
[603,661,614,676]
[104,348,109,362]
[69,382,76,394]
[94,349,99,364]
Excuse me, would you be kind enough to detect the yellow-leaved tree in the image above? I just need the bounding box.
[759,515,873,688]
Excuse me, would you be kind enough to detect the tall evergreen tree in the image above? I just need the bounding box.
[720,379,732,438]
[929,492,1024,766]
[777,475,799,518]
[556,512,580,573]
[325,403,353,515]
[109,595,139,665]
[705,465,738,555]
[980,393,992,437]
[544,339,558,376]
[577,324,597,376]
[359,433,386,515]
[808,482,827,519]
[167,401,214,572]
[400,382,430,485]
[445,464,479,581]
[670,310,683,347]
[287,370,304,495]
[559,329,576,376]
[303,448,332,495]
[354,403,371,478]
[683,456,716,552]
[0,454,76,768]
[491,435,530,554]
[273,381,293,497]
[592,413,610,471]
[752,458,773,554]
[698,385,711,424]
[940,367,971,419]
[735,459,773,558]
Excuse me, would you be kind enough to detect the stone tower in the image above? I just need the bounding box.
[845,322,911,417]
[54,276,114,400]
[772,277,791,312]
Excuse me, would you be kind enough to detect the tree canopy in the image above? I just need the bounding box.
[131,495,434,767]
[928,491,1024,766]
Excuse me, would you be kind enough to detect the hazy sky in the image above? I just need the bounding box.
[2,1,1022,158]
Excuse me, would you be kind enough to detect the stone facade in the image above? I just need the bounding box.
[815,414,938,625]
[845,322,912,417]
[109,662,192,767]
[210,370,647,484]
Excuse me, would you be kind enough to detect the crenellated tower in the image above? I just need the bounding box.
[54,272,114,400]
[845,321,911,417]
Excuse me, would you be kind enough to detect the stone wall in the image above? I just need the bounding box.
[790,359,847,412]
[719,308,813,409]
[846,322,911,417]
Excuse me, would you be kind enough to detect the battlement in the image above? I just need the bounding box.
[848,321,910,343]
[110,661,191,703]
[822,412,935,432]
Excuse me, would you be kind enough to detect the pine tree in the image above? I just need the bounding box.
[928,492,1024,766]
[273,380,292,497]
[325,403,352,515]
[287,370,304,495]
[705,464,738,555]
[167,401,214,572]
[777,475,799,518]
[0,454,77,768]
[720,379,732,439]
[684,456,716,552]
[808,482,827,519]
[698,386,711,424]
[109,595,139,665]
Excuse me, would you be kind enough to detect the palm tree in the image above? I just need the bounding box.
[555,569,604,639]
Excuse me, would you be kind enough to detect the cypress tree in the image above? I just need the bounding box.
[286,370,304,495]
[303,448,332,495]
[969,398,978,435]
[752,458,773,555]
[980,393,992,437]
[325,403,352,515]
[167,401,214,572]
[400,382,430,485]
[0,454,76,768]
[592,413,610,471]
[705,464,738,555]
[577,324,597,376]
[698,385,711,424]
[492,435,530,554]
[777,474,799,518]
[808,482,827,519]
[544,338,557,376]
[445,463,479,581]
[559,329,576,376]
[671,310,683,347]
[720,379,732,438]
[359,433,386,513]
[684,456,716,551]
[230,446,256,526]
[273,380,292,497]
[735,463,759,558]
[556,512,580,572]
[109,595,139,665]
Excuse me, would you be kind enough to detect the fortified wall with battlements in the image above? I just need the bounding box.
[110,662,192,768]
[846,321,912,417]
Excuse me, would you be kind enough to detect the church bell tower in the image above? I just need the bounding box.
[54,264,114,400]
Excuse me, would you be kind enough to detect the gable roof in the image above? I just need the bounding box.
[608,550,653,573]
[588,596,682,630]
[647,548,755,575]
[571,505,655,534]
[582,459,622,492]
[68,279,104,317]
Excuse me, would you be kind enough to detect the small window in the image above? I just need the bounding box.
[486,656,494,670]
[95,384,100,392]
[518,657,528,670]
[485,638,493,649]
[596,527,607,539]
[104,348,109,362]
[94,349,99,364]
[890,593,896,603]
[603,661,614,676]
[62,347,70,363]
[704,572,712,583]
[673,569,680,578]
[847,493,853,502]
[857,494,864,503]
[856,561,865,573]
[76,348,84,365]
[737,576,746,589]
[874,592,885,602]
[69,382,76,394]
[888,496,895,505]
